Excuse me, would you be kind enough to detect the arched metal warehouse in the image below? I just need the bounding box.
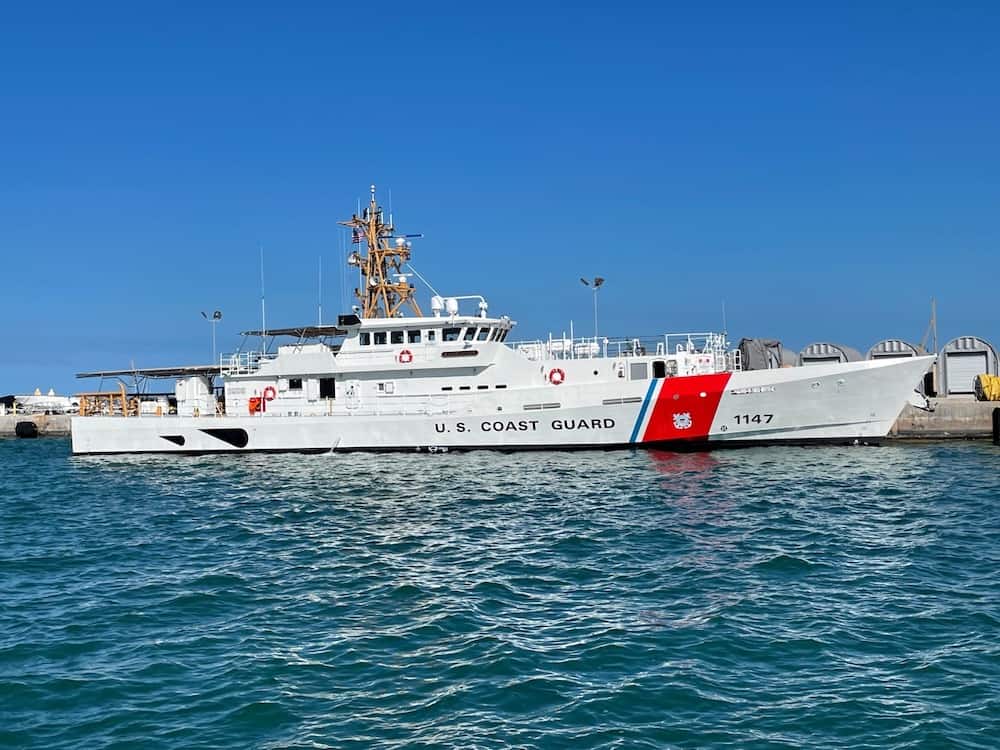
[866,339,922,360]
[938,336,999,396]
[798,342,863,366]
[867,339,932,394]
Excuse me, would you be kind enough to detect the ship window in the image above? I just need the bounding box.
[391,330,404,344]
[497,329,509,342]
[320,378,335,399]
[630,362,648,380]
[653,361,666,379]
[459,385,471,391]
[441,386,453,391]
[374,331,387,345]
[359,332,370,346]
[477,385,489,390]
[495,384,507,389]
[443,327,461,342]
[463,327,476,341]
[408,330,421,343]
[289,378,303,390]
[426,330,437,342]
[477,327,490,341]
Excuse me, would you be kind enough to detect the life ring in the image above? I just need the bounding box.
[262,385,277,401]
[398,349,414,364]
[548,368,566,385]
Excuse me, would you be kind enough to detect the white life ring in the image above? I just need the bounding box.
[548,368,565,385]
[398,349,414,364]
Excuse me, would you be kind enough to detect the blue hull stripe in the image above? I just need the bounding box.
[629,380,659,444]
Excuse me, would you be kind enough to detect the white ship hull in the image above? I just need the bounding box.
[71,356,932,455]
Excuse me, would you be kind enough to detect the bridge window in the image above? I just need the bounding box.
[426,329,437,342]
[289,378,303,390]
[359,332,371,346]
[374,331,387,345]
[463,327,476,341]
[408,330,421,343]
[443,327,461,342]
[391,330,404,344]
[477,327,490,341]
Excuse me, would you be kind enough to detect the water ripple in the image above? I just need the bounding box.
[0,438,998,748]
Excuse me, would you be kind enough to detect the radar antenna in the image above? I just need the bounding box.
[339,184,423,318]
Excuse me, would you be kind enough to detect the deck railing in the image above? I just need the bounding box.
[510,332,738,366]
[220,351,277,376]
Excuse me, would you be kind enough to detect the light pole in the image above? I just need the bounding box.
[579,277,605,340]
[201,310,222,363]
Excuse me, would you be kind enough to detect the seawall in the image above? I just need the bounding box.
[890,399,997,440]
[0,414,72,437]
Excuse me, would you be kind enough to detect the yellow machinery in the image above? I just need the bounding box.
[975,374,1000,401]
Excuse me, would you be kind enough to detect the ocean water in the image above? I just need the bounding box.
[1,438,997,749]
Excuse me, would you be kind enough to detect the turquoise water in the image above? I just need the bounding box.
[1,439,998,749]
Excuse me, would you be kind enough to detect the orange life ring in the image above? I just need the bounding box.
[398,349,414,364]
[549,368,566,385]
[262,386,277,401]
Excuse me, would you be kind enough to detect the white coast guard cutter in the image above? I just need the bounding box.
[71,186,932,455]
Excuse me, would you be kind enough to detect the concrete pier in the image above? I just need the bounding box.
[0,414,72,437]
[889,398,996,440]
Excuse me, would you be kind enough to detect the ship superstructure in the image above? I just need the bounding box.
[71,186,933,455]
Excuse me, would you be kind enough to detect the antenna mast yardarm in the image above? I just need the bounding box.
[338,184,422,319]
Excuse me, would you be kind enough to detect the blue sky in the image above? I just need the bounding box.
[1,1,997,393]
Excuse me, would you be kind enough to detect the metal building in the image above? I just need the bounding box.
[798,342,863,366]
[939,336,999,396]
[867,340,931,393]
[866,339,922,360]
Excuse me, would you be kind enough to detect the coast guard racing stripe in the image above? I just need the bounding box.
[632,373,732,444]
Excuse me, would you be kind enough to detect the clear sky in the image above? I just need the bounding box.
[1,1,997,394]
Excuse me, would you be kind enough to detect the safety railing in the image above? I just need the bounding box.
[221,351,277,376]
[510,332,736,363]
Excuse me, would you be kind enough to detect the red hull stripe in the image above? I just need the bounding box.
[641,372,733,443]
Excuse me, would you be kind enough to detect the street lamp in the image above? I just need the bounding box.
[579,277,605,340]
[201,310,223,363]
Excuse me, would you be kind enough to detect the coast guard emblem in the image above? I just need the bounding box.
[672,412,693,430]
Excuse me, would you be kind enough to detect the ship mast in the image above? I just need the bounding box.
[339,184,422,319]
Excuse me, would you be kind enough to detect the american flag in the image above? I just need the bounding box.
[352,228,364,244]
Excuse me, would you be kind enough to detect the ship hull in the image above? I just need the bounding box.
[70,356,932,455]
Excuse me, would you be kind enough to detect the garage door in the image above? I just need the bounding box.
[946,352,987,394]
